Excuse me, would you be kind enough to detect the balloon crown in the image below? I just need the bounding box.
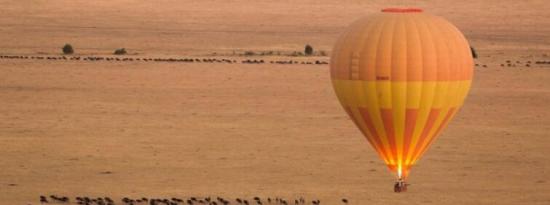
[381,8,423,13]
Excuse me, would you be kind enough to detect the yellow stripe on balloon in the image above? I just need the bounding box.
[331,80,471,108]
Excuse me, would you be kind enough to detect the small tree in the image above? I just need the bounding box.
[114,48,127,55]
[304,44,313,56]
[62,44,74,54]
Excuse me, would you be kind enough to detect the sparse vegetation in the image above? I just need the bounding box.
[260,51,274,56]
[62,44,74,54]
[114,48,127,55]
[244,51,256,56]
[290,51,304,57]
[304,44,313,56]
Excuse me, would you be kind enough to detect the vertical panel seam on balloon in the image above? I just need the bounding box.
[383,15,398,165]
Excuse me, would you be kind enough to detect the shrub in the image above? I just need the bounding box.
[244,51,255,56]
[114,48,127,55]
[62,44,74,54]
[304,44,313,55]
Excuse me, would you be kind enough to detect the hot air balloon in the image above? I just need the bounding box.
[330,8,473,192]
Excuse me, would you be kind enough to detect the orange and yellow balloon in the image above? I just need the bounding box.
[330,8,473,181]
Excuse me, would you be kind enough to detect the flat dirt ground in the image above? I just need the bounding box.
[1,0,550,204]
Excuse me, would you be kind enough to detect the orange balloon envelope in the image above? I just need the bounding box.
[330,8,473,181]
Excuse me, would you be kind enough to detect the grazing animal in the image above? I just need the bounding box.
[40,195,48,203]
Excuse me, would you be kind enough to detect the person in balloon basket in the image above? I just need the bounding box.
[394,179,409,193]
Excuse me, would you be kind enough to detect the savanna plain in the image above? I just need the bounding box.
[1,0,550,205]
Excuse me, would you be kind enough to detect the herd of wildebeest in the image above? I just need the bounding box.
[2,55,550,68]
[497,60,550,67]
[0,55,329,65]
[39,195,342,205]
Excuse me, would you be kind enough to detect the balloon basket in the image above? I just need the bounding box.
[393,179,408,193]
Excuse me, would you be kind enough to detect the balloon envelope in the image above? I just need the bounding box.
[330,8,473,179]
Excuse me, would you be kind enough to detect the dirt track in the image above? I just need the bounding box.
[1,0,550,205]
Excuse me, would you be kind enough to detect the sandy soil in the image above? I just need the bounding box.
[1,0,550,205]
